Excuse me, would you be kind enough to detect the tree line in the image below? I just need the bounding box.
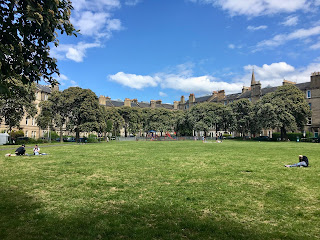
[34,84,311,141]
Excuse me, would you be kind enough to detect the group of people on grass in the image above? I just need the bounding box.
[15,144,41,156]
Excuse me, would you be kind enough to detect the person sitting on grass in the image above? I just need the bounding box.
[285,155,309,167]
[15,144,26,156]
[33,145,40,155]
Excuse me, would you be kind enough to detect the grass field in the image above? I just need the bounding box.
[0,140,319,240]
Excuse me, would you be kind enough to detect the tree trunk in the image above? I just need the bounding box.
[76,127,80,142]
[60,126,63,143]
[124,124,128,137]
[281,127,287,141]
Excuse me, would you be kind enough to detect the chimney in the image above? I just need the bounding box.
[124,98,131,107]
[150,100,156,108]
[282,79,296,85]
[217,90,225,101]
[189,93,195,108]
[180,96,185,104]
[311,72,320,88]
[99,95,107,105]
[173,101,179,110]
[156,100,162,104]
[49,84,59,92]
[242,86,250,94]
[189,93,195,103]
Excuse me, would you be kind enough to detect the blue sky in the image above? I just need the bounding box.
[50,0,320,104]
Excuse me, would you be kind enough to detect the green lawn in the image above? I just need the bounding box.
[0,141,319,240]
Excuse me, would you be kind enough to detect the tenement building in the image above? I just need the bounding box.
[175,71,320,137]
[1,72,319,139]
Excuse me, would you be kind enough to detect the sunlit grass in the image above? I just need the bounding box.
[0,140,319,239]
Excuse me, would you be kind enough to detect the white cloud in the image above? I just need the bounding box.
[228,44,235,49]
[50,42,101,62]
[310,41,320,49]
[159,91,168,97]
[56,0,124,62]
[107,19,122,31]
[53,74,78,87]
[240,61,320,87]
[158,74,243,94]
[256,25,320,50]
[108,64,244,94]
[72,0,121,11]
[109,72,160,89]
[125,0,141,6]
[188,0,310,17]
[108,60,320,95]
[247,25,268,31]
[71,11,111,36]
[281,15,299,26]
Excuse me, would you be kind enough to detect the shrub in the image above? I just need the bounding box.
[272,132,308,141]
[87,138,98,143]
[10,130,24,140]
[88,134,97,139]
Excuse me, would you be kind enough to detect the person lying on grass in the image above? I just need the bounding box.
[15,144,26,156]
[285,155,309,167]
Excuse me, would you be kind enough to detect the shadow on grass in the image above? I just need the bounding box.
[0,187,308,240]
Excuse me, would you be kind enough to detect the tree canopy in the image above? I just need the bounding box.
[257,84,311,140]
[0,78,36,133]
[0,0,77,95]
[62,87,101,141]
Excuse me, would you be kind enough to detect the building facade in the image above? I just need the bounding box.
[1,72,319,138]
[175,72,320,137]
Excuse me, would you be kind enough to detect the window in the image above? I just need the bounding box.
[32,118,35,126]
[26,118,29,125]
[44,94,48,100]
[25,131,28,137]
[307,90,311,99]
[307,117,312,125]
[309,103,312,110]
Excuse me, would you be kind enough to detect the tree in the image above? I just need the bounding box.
[104,107,124,137]
[118,107,142,137]
[62,87,101,141]
[0,78,36,135]
[37,90,67,142]
[149,108,174,136]
[188,103,210,136]
[258,84,311,140]
[0,0,77,94]
[229,99,254,138]
[173,110,192,136]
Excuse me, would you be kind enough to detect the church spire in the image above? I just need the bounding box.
[251,68,256,85]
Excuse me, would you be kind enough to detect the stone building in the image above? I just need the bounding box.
[176,71,320,137]
[1,72,319,139]
[98,96,175,110]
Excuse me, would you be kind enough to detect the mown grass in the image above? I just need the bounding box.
[0,140,319,240]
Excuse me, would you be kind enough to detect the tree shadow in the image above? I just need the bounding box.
[0,187,310,240]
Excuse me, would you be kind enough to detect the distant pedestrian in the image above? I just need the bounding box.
[285,155,309,167]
